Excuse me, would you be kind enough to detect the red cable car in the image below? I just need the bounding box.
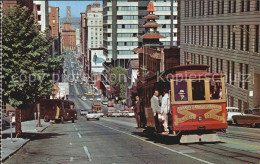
[137,64,227,143]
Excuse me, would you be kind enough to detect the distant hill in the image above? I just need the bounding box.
[60,17,80,29]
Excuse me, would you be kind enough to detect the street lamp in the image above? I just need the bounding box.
[232,25,252,109]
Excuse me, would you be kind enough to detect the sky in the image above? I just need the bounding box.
[49,1,102,18]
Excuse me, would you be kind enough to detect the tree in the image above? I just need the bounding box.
[108,67,127,100]
[2,5,63,135]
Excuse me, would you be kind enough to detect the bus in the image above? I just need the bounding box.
[136,64,227,143]
[40,99,77,123]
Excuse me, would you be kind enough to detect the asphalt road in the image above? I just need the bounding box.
[4,80,260,164]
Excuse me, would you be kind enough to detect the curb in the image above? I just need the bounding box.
[1,123,51,163]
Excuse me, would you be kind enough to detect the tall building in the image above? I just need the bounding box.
[179,0,260,109]
[49,6,59,37]
[103,0,178,68]
[34,1,49,32]
[61,23,76,51]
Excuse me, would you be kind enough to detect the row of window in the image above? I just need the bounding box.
[184,52,249,90]
[117,50,135,55]
[117,7,138,11]
[117,24,138,29]
[185,0,260,17]
[184,25,259,53]
[117,42,138,46]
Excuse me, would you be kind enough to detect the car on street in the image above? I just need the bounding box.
[102,100,108,105]
[128,111,135,117]
[80,109,88,116]
[96,98,102,102]
[232,108,260,127]
[107,101,114,107]
[85,92,93,96]
[81,96,87,101]
[86,111,100,120]
[89,98,94,101]
[226,107,242,124]
[111,111,121,117]
[98,112,105,117]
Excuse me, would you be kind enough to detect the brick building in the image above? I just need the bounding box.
[61,23,76,51]
[179,0,260,109]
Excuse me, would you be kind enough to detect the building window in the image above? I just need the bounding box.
[191,26,193,44]
[199,26,201,45]
[232,26,236,49]
[202,0,205,15]
[246,25,250,51]
[227,60,230,84]
[255,25,259,53]
[210,57,213,73]
[241,0,245,12]
[208,0,210,15]
[194,26,196,44]
[245,64,249,89]
[185,26,187,43]
[241,25,244,50]
[239,63,243,88]
[231,61,235,85]
[247,0,250,11]
[191,0,194,16]
[257,0,260,11]
[233,0,236,12]
[217,0,220,14]
[211,26,213,47]
[37,5,41,11]
[220,59,223,72]
[211,0,214,15]
[202,26,204,45]
[207,26,210,46]
[38,15,41,21]
[195,0,197,16]
[227,25,231,49]
[217,26,219,47]
[216,58,219,73]
[221,26,224,48]
[222,0,225,14]
[228,0,232,13]
[201,55,204,64]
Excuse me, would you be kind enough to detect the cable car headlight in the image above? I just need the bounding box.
[198,115,203,122]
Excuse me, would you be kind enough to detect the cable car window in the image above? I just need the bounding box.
[210,79,223,100]
[192,80,205,101]
[174,81,188,101]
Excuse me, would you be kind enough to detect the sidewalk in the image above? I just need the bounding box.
[2,119,51,162]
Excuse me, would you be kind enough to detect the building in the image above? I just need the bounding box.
[179,0,260,109]
[103,0,178,68]
[49,6,59,37]
[61,22,76,51]
[34,1,49,32]
[80,12,87,66]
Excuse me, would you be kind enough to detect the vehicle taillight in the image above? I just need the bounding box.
[198,115,203,122]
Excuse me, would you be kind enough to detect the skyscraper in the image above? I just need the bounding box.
[103,0,178,68]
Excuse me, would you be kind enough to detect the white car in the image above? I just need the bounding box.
[128,111,135,117]
[98,112,105,117]
[80,109,88,116]
[86,112,100,120]
[81,96,87,101]
[111,112,121,117]
[226,107,242,124]
[89,98,94,101]
[96,98,102,102]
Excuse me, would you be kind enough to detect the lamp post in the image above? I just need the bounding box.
[233,25,252,109]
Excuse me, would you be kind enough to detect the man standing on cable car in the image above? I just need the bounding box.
[161,89,170,133]
[151,90,160,116]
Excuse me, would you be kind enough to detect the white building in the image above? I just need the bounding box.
[86,2,103,50]
[34,1,49,32]
[103,0,178,68]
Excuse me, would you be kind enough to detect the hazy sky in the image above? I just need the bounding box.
[49,1,102,18]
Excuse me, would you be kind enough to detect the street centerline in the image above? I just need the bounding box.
[83,146,92,161]
[78,133,82,139]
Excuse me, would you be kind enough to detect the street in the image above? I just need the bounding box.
[4,78,260,164]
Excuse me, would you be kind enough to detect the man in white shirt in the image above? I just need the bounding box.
[161,89,170,132]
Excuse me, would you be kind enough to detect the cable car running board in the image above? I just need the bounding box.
[180,133,220,143]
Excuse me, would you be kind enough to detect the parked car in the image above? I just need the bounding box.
[89,98,94,101]
[102,100,108,105]
[96,98,102,102]
[81,96,87,101]
[111,111,121,117]
[128,111,135,117]
[226,107,242,125]
[107,101,114,107]
[232,108,260,128]
[80,109,88,116]
[86,111,100,120]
